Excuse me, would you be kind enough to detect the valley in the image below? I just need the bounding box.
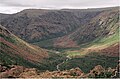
[0,6,119,78]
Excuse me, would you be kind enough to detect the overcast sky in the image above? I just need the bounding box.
[0,0,119,14]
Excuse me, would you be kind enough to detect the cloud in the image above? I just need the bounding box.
[0,0,118,14]
[0,0,35,7]
[1,3,34,7]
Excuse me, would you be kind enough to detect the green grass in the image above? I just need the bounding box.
[0,44,66,71]
[0,50,40,68]
[33,39,54,48]
[59,52,119,73]
[91,29,119,46]
[39,51,66,71]
[0,33,66,71]
[0,42,10,48]
[0,34,17,44]
[66,48,86,57]
[66,29,119,57]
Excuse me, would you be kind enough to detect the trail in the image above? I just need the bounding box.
[56,55,72,71]
[47,49,72,71]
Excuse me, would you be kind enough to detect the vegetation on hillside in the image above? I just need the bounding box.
[60,53,119,73]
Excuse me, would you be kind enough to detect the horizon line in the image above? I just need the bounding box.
[0,6,119,14]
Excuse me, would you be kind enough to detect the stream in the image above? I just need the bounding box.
[56,55,72,71]
[47,49,72,71]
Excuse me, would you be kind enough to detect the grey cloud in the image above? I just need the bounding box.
[0,0,118,7]
[0,0,118,14]
[0,0,34,7]
[1,3,34,7]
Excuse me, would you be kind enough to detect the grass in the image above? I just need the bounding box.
[62,29,119,73]
[39,51,66,71]
[33,38,54,48]
[0,33,48,70]
[0,37,66,71]
[66,30,119,57]
[0,50,40,68]
[0,34,17,44]
[59,52,119,73]
[90,29,119,46]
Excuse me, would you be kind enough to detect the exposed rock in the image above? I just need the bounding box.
[69,67,84,76]
[0,65,25,78]
[87,65,105,77]
[19,68,38,78]
[0,64,119,78]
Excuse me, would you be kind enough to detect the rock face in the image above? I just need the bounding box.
[0,7,118,48]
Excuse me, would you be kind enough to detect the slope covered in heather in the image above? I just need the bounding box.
[0,25,49,69]
[0,7,118,48]
[53,7,119,48]
[32,7,119,49]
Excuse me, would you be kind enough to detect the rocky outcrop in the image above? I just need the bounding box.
[0,64,25,78]
[87,65,105,77]
[87,64,119,78]
[0,64,119,78]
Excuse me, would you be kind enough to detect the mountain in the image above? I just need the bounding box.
[0,25,67,71]
[0,7,118,47]
[0,6,119,78]
[0,13,10,21]
[0,9,81,42]
[56,7,119,72]
[54,7,119,48]
[0,25,48,68]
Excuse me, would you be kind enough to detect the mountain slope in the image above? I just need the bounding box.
[0,7,118,49]
[1,7,116,43]
[0,10,82,42]
[29,7,119,49]
[53,7,119,48]
[0,25,48,68]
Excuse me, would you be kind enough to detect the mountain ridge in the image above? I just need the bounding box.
[1,7,118,45]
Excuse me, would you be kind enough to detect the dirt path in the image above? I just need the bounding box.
[56,56,72,71]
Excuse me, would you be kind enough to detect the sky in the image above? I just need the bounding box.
[0,0,119,14]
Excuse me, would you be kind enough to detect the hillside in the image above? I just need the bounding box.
[53,7,119,48]
[0,9,81,42]
[0,25,67,72]
[0,25,49,68]
[0,7,117,45]
[0,13,10,21]
[58,29,119,73]
[0,6,119,78]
